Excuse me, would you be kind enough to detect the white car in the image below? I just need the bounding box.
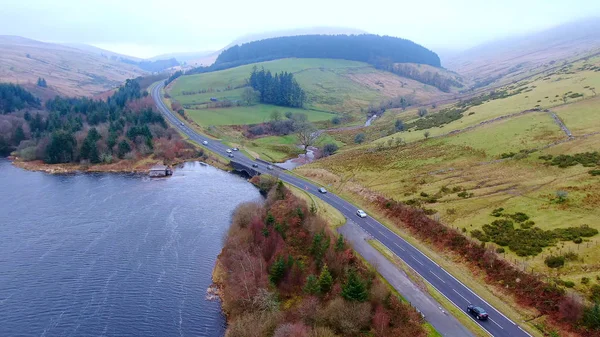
[267,165,274,170]
[226,149,232,153]
[318,187,327,194]
[356,210,367,218]
[232,147,239,151]
[202,140,208,145]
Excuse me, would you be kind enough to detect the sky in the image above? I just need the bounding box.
[1,0,599,58]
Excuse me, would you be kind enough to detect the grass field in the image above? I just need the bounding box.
[184,104,334,126]
[169,58,452,126]
[246,133,345,162]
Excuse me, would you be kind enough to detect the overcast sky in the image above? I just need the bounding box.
[1,0,598,58]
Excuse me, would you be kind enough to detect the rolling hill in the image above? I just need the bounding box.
[445,17,600,88]
[0,36,146,96]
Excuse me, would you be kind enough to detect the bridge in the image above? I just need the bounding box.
[230,160,261,177]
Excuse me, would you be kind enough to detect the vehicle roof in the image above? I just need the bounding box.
[473,306,486,313]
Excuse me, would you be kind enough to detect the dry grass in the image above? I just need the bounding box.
[0,38,144,96]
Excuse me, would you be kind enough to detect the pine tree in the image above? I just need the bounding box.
[117,140,131,159]
[341,269,368,302]
[13,126,25,144]
[303,275,320,294]
[335,234,345,252]
[318,264,333,294]
[269,256,286,284]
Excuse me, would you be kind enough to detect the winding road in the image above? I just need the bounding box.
[151,82,531,337]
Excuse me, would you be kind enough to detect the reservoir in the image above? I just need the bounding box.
[0,159,261,336]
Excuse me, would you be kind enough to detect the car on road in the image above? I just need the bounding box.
[232,147,239,151]
[226,149,232,153]
[467,305,488,320]
[356,210,367,218]
[202,140,208,145]
[252,163,259,168]
[228,153,234,158]
[180,121,184,126]
[267,165,274,170]
[318,187,327,194]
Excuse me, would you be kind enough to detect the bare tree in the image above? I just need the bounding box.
[296,122,319,152]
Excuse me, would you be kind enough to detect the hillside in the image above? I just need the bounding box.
[445,17,600,89]
[0,36,147,96]
[294,54,600,335]
[169,58,453,124]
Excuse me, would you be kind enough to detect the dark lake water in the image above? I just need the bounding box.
[0,159,262,337]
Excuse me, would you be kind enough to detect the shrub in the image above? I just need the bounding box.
[590,285,600,302]
[354,133,365,144]
[418,108,428,117]
[395,119,405,131]
[545,255,565,268]
[248,125,266,136]
[500,152,517,159]
[423,131,430,139]
[574,237,583,244]
[457,191,473,198]
[521,221,535,229]
[322,143,338,157]
[496,247,505,254]
[509,212,529,223]
[582,277,590,285]
[564,252,579,261]
[589,169,600,176]
[563,281,575,288]
[420,192,429,197]
[556,191,568,203]
[331,116,341,125]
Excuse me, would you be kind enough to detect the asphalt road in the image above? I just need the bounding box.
[151,82,531,337]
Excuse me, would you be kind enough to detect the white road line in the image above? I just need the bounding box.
[429,270,446,283]
[411,255,424,266]
[453,289,470,302]
[394,243,405,251]
[489,318,504,329]
[378,230,385,236]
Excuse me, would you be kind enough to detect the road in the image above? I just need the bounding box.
[151,82,530,337]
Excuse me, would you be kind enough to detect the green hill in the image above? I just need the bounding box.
[168,58,453,126]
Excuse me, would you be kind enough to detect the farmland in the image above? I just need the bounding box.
[294,53,600,313]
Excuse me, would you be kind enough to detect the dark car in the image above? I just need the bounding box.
[228,153,234,158]
[467,305,488,320]
[252,163,259,168]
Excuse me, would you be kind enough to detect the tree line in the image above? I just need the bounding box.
[0,81,197,163]
[383,63,464,92]
[248,67,306,108]
[0,83,41,113]
[186,34,440,76]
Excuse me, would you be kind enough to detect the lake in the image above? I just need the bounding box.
[0,159,261,336]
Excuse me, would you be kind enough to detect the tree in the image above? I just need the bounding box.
[37,77,47,88]
[12,126,25,144]
[318,264,333,293]
[45,130,76,164]
[424,131,430,139]
[342,269,368,302]
[331,116,341,125]
[296,122,318,151]
[269,256,286,284]
[583,303,600,329]
[335,234,345,251]
[354,133,365,144]
[322,143,338,157]
[556,190,568,203]
[418,108,428,117]
[270,110,282,122]
[303,275,320,294]
[394,119,404,132]
[241,87,259,106]
[117,140,131,159]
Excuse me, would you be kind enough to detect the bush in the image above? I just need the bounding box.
[331,116,341,125]
[582,277,590,285]
[545,255,565,268]
[500,152,517,159]
[418,108,428,117]
[521,221,535,229]
[419,192,429,197]
[496,247,505,254]
[354,133,365,144]
[491,208,504,217]
[322,143,338,157]
[564,252,579,261]
[564,281,575,288]
[589,169,600,176]
[574,237,583,244]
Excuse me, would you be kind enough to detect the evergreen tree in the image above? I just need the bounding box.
[12,126,25,144]
[395,119,405,132]
[303,275,320,294]
[117,140,131,159]
[45,130,76,164]
[310,231,330,267]
[341,269,368,302]
[318,264,333,293]
[269,256,286,284]
[335,234,346,252]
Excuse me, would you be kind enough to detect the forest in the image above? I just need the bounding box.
[187,34,440,75]
[215,176,427,337]
[0,83,41,113]
[248,68,306,108]
[0,81,197,163]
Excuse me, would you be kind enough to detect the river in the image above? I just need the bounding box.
[0,159,262,337]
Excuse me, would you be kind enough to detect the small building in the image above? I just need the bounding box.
[149,164,173,177]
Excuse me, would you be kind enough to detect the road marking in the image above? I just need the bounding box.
[452,289,470,302]
[429,270,446,283]
[489,318,504,329]
[411,255,424,266]
[394,243,405,251]
[378,230,385,236]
